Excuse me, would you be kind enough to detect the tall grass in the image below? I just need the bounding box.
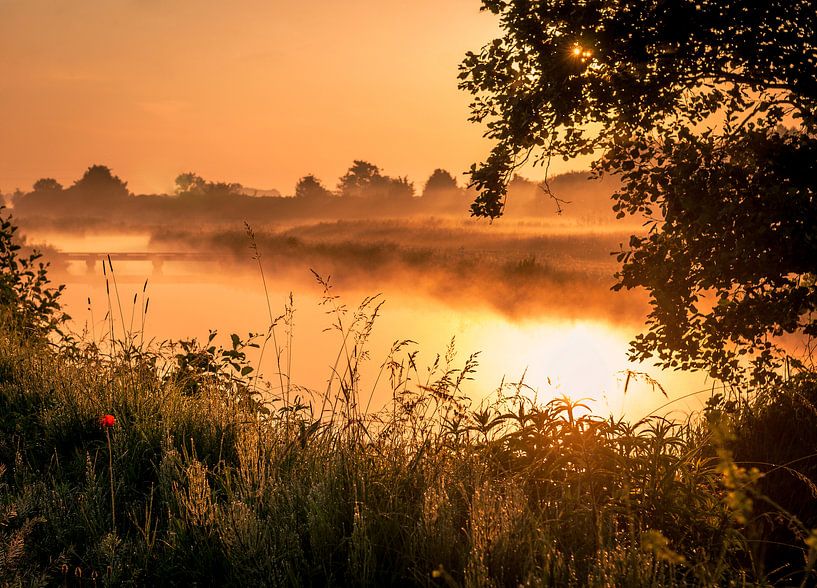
[0,302,809,586]
[1,217,816,585]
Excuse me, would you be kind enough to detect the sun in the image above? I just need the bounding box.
[571,44,594,63]
[473,320,625,409]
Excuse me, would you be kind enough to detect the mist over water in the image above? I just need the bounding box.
[6,169,716,418]
[24,222,712,420]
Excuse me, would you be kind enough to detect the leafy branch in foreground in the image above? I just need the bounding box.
[0,207,67,338]
[460,0,817,385]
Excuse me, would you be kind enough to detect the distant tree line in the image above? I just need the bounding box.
[4,162,617,225]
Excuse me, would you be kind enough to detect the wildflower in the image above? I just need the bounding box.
[98,413,117,531]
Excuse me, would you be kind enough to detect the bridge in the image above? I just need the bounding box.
[63,251,214,274]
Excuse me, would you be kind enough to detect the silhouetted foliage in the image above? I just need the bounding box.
[174,172,207,195]
[730,373,817,583]
[295,174,333,200]
[422,168,458,196]
[460,0,817,385]
[387,176,415,200]
[175,172,242,198]
[338,160,415,200]
[207,182,244,196]
[32,178,62,193]
[72,164,129,199]
[14,165,130,216]
[12,162,614,226]
[337,160,381,198]
[0,208,66,337]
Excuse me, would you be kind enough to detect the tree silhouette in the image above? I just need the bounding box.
[422,169,458,197]
[174,173,242,199]
[71,165,129,201]
[337,160,383,198]
[32,178,63,193]
[174,172,207,195]
[386,176,415,200]
[74,165,128,194]
[17,179,66,212]
[460,0,817,385]
[295,174,333,199]
[205,182,243,196]
[338,161,414,200]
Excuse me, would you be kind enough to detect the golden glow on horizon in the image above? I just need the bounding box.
[0,1,599,195]
[0,1,500,194]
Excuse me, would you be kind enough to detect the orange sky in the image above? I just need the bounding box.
[0,1,579,195]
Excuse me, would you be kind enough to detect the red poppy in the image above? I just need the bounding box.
[99,414,116,428]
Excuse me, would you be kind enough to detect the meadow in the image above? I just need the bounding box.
[1,214,817,586]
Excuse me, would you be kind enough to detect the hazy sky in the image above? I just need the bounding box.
[0,1,576,195]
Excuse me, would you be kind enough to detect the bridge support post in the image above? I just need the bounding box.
[85,257,96,274]
[152,258,164,276]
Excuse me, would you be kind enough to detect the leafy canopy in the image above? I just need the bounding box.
[460,0,817,384]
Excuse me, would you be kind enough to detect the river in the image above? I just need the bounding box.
[32,228,714,421]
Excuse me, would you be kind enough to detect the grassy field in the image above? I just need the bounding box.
[2,218,817,586]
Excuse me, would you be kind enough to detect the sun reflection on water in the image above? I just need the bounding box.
[46,248,710,421]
